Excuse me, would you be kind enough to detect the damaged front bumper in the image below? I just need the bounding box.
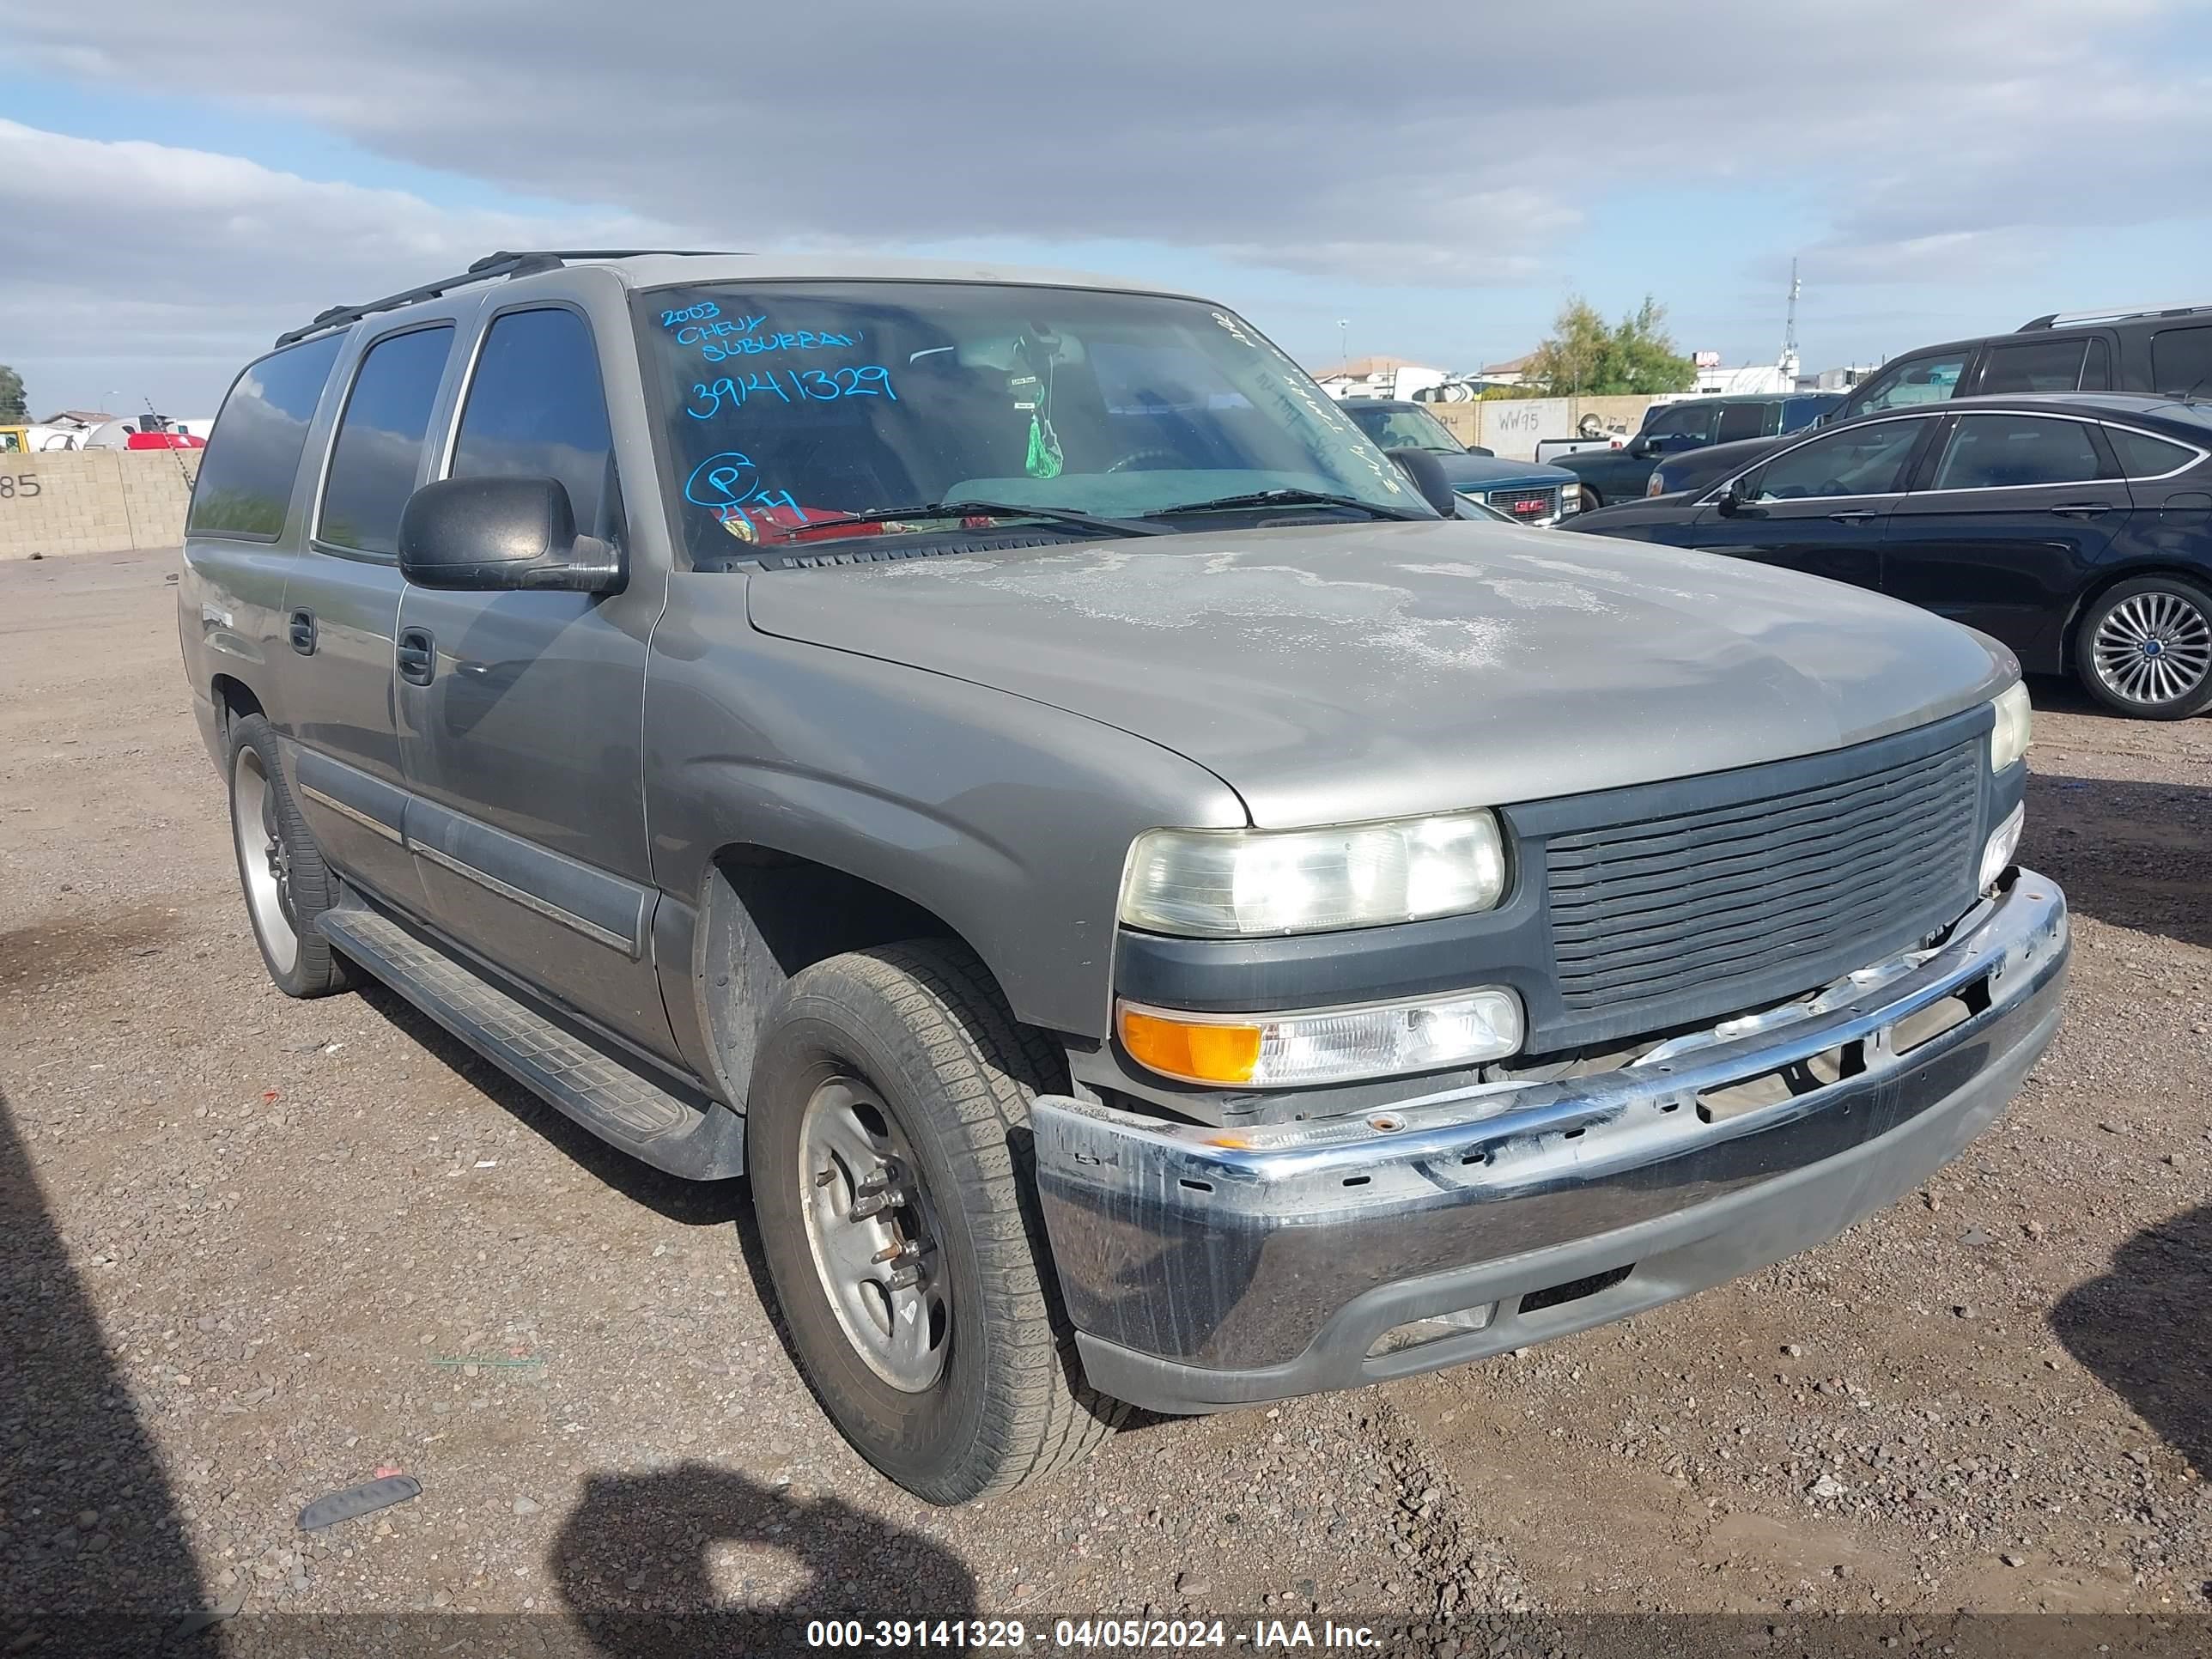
[1032,871,2069,1414]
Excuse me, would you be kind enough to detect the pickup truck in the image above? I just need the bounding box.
[179,250,2069,1504]
[1339,398,1584,524]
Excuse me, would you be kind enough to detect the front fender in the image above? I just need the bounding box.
[645,574,1248,1042]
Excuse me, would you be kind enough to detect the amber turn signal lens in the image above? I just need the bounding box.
[1118,1007,1264,1085]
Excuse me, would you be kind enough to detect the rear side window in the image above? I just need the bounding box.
[451,309,619,539]
[1714,402,1768,443]
[1929,414,2106,490]
[1846,353,1966,415]
[1978,337,2101,394]
[1645,403,1719,443]
[2150,325,2212,397]
[187,334,344,540]
[318,326,455,556]
[1779,397,1834,432]
[2106,426,2197,477]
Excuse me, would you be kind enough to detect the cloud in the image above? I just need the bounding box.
[0,118,681,410]
[3,0,2208,401]
[22,0,2191,282]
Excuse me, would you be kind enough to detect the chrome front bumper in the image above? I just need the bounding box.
[1033,872,2069,1413]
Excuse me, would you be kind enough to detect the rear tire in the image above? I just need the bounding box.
[748,939,1126,1503]
[227,714,356,997]
[2074,574,2212,720]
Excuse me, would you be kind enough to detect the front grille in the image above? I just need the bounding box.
[1486,485,1560,521]
[1545,736,1981,1028]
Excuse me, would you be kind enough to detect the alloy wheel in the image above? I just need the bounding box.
[231,744,300,974]
[2091,589,2212,708]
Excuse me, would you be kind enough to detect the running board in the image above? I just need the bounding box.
[318,904,744,1180]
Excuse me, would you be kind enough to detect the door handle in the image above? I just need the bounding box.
[288,609,316,655]
[396,626,435,686]
[2050,501,2111,519]
[1827,509,1880,524]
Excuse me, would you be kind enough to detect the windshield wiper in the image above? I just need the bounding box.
[765,500,1171,542]
[1142,487,1429,522]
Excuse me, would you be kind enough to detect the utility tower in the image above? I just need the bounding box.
[1782,258,1802,380]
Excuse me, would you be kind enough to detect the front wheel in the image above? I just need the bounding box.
[2075,575,2212,720]
[747,940,1125,1503]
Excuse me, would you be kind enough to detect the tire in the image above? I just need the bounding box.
[2073,574,2212,720]
[226,713,356,997]
[1581,485,1603,509]
[748,939,1127,1503]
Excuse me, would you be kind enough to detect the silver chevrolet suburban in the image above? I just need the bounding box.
[179,250,2069,1504]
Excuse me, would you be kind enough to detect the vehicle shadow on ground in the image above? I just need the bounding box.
[355,982,746,1230]
[2022,770,2211,951]
[0,1087,212,1656]
[551,1462,977,1656]
[355,986,1161,1453]
[2050,1204,2212,1478]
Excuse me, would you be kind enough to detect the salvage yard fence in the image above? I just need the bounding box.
[1423,394,1658,460]
[0,450,204,560]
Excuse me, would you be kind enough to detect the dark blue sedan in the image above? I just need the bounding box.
[1566,392,2212,720]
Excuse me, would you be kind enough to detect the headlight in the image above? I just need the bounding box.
[1559,484,1584,515]
[1120,811,1507,937]
[1978,802,2025,890]
[1118,988,1525,1087]
[1989,683,2032,772]
[1645,471,1668,498]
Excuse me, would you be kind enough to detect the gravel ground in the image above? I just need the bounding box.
[3,549,2208,1656]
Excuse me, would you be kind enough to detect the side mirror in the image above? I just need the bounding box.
[1385,447,1462,518]
[398,476,624,594]
[1716,477,1760,517]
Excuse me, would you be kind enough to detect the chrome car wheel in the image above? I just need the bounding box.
[798,1076,950,1392]
[2091,589,2212,708]
[231,742,300,975]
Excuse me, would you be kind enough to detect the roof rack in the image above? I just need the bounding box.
[2017,301,2212,331]
[272,248,743,348]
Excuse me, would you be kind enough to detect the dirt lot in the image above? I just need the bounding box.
[3,549,2209,1655]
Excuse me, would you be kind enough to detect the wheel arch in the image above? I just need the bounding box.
[690,841,1061,1115]
[2061,562,2212,667]
[210,672,266,733]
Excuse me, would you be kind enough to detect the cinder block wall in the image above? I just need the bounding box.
[0,450,204,559]
[1425,394,1661,459]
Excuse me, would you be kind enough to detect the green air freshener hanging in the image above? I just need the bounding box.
[1011,367,1064,479]
[1025,411,1064,478]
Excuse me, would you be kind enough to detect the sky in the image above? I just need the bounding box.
[5,0,2211,418]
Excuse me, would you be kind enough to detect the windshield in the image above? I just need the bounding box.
[640,282,1428,556]
[1343,403,1462,454]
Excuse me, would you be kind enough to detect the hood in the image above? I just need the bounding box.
[1429,452,1576,491]
[745,521,2016,828]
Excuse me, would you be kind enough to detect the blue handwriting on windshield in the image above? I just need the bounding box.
[686,366,896,419]
[696,326,861,362]
[660,301,721,329]
[684,451,804,524]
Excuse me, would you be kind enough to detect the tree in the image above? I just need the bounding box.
[1522,296,1696,397]
[0,364,25,422]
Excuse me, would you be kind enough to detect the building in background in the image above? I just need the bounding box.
[1313,356,1449,401]
[1683,348,1803,397]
